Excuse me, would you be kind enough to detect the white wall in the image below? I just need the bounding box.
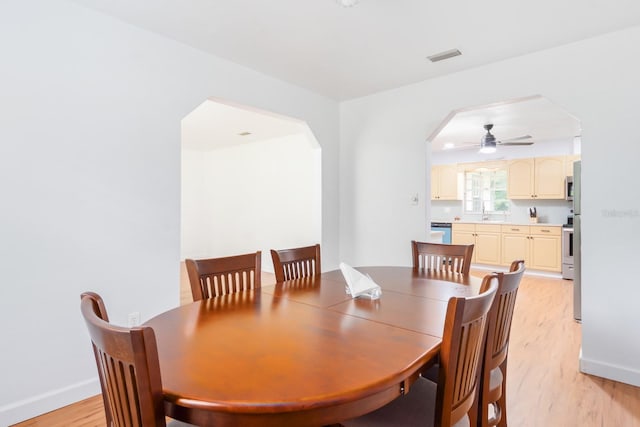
[0,1,339,424]
[181,135,321,271]
[340,28,640,386]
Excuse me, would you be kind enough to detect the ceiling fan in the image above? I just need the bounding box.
[477,124,534,153]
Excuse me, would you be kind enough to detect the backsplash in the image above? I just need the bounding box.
[430,199,572,225]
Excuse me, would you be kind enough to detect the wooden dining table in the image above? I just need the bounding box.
[145,266,482,427]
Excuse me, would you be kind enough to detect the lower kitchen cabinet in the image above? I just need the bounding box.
[451,223,476,261]
[452,223,501,265]
[501,224,561,272]
[529,226,562,271]
[501,225,529,264]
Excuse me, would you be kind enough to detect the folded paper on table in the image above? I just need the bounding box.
[340,262,382,300]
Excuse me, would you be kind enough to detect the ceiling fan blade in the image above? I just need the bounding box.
[440,143,480,151]
[500,134,533,142]
[498,141,534,146]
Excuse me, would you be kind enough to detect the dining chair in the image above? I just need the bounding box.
[185,251,261,301]
[270,243,321,282]
[80,292,194,427]
[477,260,525,427]
[341,276,498,427]
[412,240,474,275]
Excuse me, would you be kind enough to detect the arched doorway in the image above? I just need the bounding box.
[180,98,322,302]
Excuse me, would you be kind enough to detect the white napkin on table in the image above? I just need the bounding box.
[340,262,382,300]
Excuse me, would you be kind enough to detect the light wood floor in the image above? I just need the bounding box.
[13,268,640,426]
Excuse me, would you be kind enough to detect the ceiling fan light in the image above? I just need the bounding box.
[336,0,360,6]
[479,145,496,154]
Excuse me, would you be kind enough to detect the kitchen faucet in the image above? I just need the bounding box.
[481,202,489,221]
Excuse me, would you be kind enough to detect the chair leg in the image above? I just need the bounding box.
[468,393,479,427]
[480,365,505,427]
[496,362,508,427]
[476,365,487,427]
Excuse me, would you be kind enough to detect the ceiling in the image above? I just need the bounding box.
[71,0,640,101]
[182,100,306,151]
[70,1,635,151]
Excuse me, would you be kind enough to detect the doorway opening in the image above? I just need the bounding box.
[180,98,322,303]
[427,94,581,227]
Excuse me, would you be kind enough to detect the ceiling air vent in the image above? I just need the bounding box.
[427,49,462,63]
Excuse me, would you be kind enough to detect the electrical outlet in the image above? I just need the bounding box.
[410,193,419,205]
[127,312,140,327]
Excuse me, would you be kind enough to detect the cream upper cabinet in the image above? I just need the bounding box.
[507,158,534,199]
[501,224,561,272]
[431,164,460,200]
[534,157,566,199]
[565,155,581,177]
[507,156,566,199]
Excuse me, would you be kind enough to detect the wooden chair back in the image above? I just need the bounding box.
[80,292,166,427]
[185,251,261,301]
[478,260,525,426]
[270,244,321,282]
[412,240,474,275]
[437,278,498,426]
[483,260,524,373]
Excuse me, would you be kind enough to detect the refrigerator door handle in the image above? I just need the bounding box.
[573,214,581,321]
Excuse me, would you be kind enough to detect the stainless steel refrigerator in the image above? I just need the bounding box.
[573,161,582,321]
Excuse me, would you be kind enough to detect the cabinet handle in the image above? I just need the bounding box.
[541,230,550,233]
[511,228,519,231]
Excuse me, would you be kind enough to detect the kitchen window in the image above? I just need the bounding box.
[463,168,509,213]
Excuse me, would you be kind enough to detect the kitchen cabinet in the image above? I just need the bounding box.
[452,223,501,265]
[501,224,530,265]
[501,224,561,272]
[475,224,502,265]
[431,164,460,200]
[507,156,566,199]
[565,155,581,177]
[452,223,476,261]
[529,226,562,271]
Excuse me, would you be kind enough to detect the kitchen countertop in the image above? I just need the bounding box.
[430,220,564,227]
[453,221,564,226]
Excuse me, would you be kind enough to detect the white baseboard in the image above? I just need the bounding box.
[470,263,563,279]
[0,378,100,426]
[579,351,640,388]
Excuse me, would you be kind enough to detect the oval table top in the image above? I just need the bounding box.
[146,266,482,427]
